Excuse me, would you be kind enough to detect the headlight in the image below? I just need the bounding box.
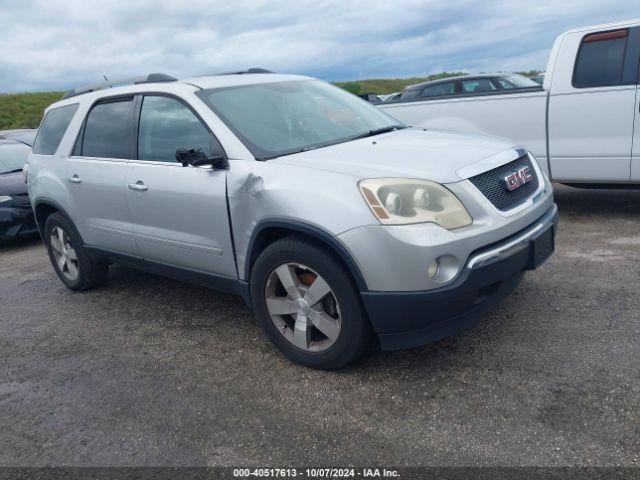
[359,178,472,229]
[0,195,13,204]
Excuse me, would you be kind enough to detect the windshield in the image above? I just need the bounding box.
[0,142,30,174]
[198,80,404,159]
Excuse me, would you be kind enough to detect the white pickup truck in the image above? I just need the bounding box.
[378,19,640,186]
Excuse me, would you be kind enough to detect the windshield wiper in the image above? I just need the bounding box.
[349,125,406,141]
[0,168,24,175]
[259,143,336,160]
[257,125,408,161]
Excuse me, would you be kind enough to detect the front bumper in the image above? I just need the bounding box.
[362,204,558,351]
[0,205,38,241]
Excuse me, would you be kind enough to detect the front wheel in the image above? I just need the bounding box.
[250,236,372,369]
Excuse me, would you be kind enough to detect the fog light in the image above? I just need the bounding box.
[427,260,440,279]
[428,255,461,284]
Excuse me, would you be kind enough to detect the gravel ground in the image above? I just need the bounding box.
[0,184,638,467]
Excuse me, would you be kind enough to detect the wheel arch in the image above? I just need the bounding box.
[34,198,81,241]
[244,219,368,292]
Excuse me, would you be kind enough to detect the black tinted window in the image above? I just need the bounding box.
[461,78,496,93]
[33,104,78,155]
[421,82,455,97]
[82,100,132,158]
[138,96,211,162]
[574,30,627,88]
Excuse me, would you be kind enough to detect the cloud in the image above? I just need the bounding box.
[0,0,637,92]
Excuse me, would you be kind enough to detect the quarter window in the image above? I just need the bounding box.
[573,29,628,88]
[33,104,79,155]
[137,96,212,162]
[82,99,133,159]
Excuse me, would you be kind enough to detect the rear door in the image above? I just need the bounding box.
[125,94,236,277]
[548,28,637,182]
[66,97,138,255]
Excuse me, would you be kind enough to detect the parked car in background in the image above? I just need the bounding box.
[0,129,37,146]
[357,92,383,103]
[27,71,556,369]
[0,129,38,242]
[378,19,640,186]
[394,73,541,101]
[379,92,402,103]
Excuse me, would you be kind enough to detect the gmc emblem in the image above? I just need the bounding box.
[502,166,534,192]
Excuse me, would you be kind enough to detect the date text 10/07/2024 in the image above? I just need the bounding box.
[233,468,400,478]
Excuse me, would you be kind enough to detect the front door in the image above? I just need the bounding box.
[633,82,640,181]
[125,94,236,277]
[66,97,138,255]
[549,28,636,182]
[631,27,640,181]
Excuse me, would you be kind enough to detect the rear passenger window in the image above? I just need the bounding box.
[82,99,132,158]
[573,29,628,88]
[137,96,212,162]
[33,104,79,155]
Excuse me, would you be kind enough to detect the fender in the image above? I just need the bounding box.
[244,218,369,292]
[33,197,81,240]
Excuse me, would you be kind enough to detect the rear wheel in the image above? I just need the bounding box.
[251,236,372,369]
[44,213,108,291]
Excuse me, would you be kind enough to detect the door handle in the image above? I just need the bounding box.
[128,181,148,192]
[68,175,81,184]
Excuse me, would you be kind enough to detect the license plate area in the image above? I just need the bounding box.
[528,226,555,269]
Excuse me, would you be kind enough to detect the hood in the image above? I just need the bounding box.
[272,128,519,183]
[0,171,28,196]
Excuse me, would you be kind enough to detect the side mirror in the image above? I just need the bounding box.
[175,148,228,169]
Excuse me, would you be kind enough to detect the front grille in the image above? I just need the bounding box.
[469,154,539,211]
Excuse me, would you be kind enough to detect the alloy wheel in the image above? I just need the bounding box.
[50,226,79,282]
[265,263,341,352]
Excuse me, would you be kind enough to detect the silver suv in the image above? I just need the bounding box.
[27,70,558,369]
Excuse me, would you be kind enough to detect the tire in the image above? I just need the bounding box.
[44,212,108,291]
[250,235,373,369]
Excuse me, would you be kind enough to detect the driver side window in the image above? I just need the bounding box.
[138,96,212,162]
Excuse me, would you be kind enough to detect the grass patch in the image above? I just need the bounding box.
[0,91,64,130]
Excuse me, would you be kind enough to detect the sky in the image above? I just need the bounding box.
[0,0,638,93]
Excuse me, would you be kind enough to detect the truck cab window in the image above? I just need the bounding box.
[573,29,627,88]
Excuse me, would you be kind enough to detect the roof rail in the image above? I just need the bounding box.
[213,68,274,76]
[62,73,178,99]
